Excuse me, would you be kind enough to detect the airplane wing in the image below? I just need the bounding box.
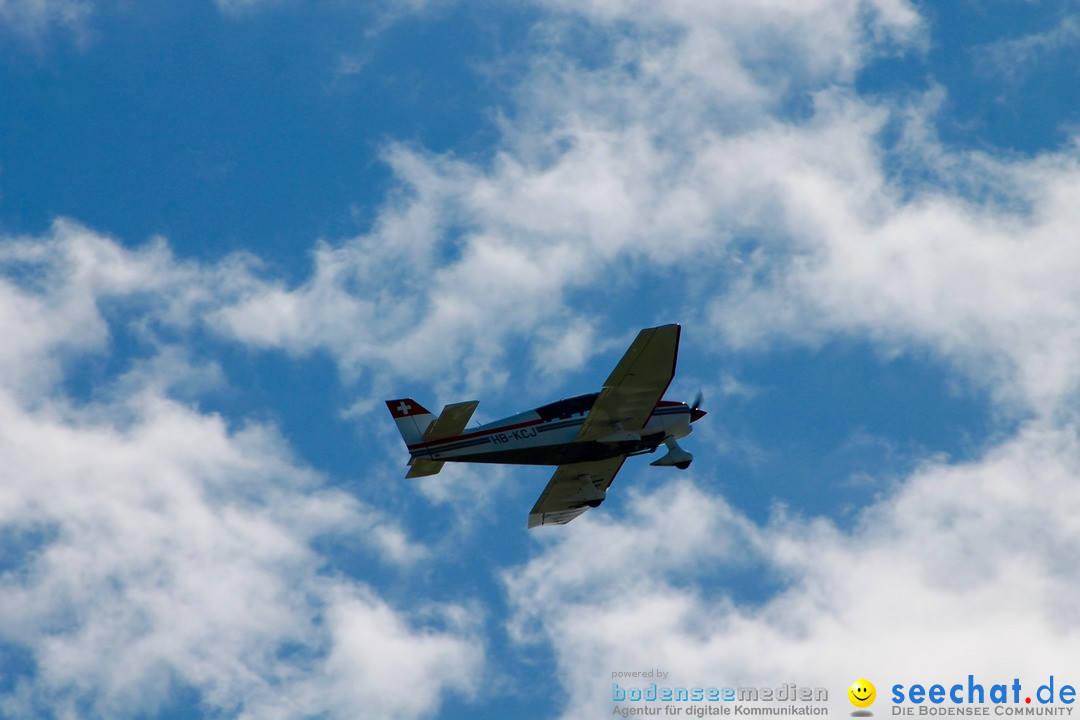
[528,456,626,528]
[528,324,679,528]
[574,324,680,443]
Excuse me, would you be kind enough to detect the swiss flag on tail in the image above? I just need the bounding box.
[386,398,437,449]
[386,398,431,418]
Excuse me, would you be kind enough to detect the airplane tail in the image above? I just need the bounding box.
[385,398,437,446]
[384,398,480,478]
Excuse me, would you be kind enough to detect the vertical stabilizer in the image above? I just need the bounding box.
[385,398,436,446]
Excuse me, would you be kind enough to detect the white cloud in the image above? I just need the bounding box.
[301,587,482,720]
[974,14,1080,83]
[505,423,1080,718]
[0,223,480,719]
[477,6,1080,720]
[8,2,1079,715]
[205,0,931,411]
[707,101,1080,415]
[424,2,1080,717]
[0,0,92,41]
[212,0,271,14]
[0,219,261,401]
[537,0,923,86]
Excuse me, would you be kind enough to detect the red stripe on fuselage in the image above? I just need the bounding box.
[406,416,547,452]
[406,402,691,453]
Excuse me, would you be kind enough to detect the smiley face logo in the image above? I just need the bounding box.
[848,678,876,708]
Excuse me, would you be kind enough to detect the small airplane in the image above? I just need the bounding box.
[385,324,706,528]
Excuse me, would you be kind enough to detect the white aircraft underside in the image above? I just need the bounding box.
[386,324,706,528]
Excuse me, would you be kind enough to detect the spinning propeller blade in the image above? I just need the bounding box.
[689,391,706,422]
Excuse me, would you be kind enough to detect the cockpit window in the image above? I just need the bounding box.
[535,392,599,422]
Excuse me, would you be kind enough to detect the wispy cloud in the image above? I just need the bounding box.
[0,0,92,42]
[205,0,1080,419]
[974,14,1080,83]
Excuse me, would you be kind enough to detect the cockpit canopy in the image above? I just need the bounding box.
[534,392,599,422]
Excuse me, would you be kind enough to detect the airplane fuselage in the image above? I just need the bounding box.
[406,392,697,466]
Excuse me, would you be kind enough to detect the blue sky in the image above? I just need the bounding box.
[3,1,1080,718]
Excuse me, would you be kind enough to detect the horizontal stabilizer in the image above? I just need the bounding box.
[422,401,479,441]
[406,458,445,478]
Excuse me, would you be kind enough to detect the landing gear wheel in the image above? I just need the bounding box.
[650,436,694,468]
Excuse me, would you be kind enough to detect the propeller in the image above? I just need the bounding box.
[689,391,706,422]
